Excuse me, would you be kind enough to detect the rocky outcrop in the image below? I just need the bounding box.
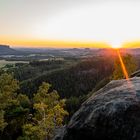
[57,77,140,140]
[131,70,140,77]
[0,45,18,55]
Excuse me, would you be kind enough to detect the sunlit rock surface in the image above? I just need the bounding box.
[56,77,140,140]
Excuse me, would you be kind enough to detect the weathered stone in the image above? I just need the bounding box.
[61,77,140,140]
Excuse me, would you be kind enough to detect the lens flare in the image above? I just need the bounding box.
[116,49,129,80]
[116,49,136,95]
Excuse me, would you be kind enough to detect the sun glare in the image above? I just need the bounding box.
[111,43,122,49]
[111,42,122,49]
[112,46,121,49]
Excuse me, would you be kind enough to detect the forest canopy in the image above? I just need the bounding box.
[0,73,68,140]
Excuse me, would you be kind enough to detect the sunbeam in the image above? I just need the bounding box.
[116,49,137,95]
[116,49,129,80]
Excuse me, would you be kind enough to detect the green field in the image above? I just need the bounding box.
[0,60,28,68]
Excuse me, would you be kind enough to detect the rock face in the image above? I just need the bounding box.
[131,70,140,77]
[60,77,140,140]
[0,45,18,55]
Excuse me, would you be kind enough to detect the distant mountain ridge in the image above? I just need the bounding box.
[2,44,140,56]
[0,45,19,55]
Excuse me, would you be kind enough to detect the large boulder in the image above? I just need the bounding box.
[59,77,140,140]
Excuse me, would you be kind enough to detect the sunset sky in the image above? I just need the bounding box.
[1,0,140,48]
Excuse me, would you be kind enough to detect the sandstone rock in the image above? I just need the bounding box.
[61,77,140,140]
[131,70,140,77]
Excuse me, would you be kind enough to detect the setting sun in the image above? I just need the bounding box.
[111,43,122,49]
[111,46,122,49]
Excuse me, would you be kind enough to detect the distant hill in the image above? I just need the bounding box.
[0,45,19,55]
[95,48,140,56]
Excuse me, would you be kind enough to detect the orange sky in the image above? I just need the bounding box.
[1,37,140,48]
[0,37,111,48]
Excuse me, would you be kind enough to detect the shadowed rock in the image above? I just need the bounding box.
[131,70,140,77]
[56,77,140,140]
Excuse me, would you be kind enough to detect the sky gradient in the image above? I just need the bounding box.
[1,0,140,48]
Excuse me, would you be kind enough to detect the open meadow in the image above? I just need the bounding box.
[0,60,28,68]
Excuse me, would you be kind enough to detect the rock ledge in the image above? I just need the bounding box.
[57,77,140,140]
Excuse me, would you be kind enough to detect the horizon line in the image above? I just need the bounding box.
[1,39,140,48]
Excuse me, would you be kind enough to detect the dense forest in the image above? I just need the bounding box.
[5,57,114,117]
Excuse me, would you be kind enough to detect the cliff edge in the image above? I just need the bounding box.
[56,77,140,140]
